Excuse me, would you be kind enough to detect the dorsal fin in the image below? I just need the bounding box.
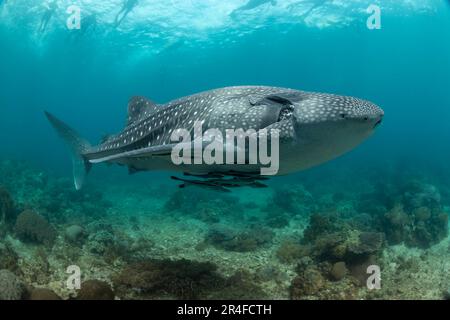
[249,93,299,107]
[127,96,159,125]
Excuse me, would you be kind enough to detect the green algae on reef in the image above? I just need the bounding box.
[0,159,449,300]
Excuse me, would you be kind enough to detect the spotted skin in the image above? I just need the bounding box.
[47,86,384,187]
[87,86,301,159]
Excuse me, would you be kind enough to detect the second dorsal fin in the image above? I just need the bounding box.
[127,96,159,125]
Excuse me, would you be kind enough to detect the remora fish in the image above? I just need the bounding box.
[45,86,384,190]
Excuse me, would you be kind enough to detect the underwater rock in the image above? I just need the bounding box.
[319,230,383,265]
[349,212,379,232]
[347,232,384,259]
[299,212,386,289]
[302,213,345,243]
[295,256,315,272]
[255,265,287,283]
[276,240,309,264]
[64,225,86,244]
[114,259,225,299]
[205,225,274,252]
[383,204,410,245]
[26,247,52,284]
[77,280,115,300]
[0,186,16,225]
[291,259,359,299]
[290,267,325,299]
[383,187,449,249]
[208,270,267,300]
[300,213,350,261]
[14,210,56,246]
[403,181,441,211]
[205,225,237,243]
[29,288,61,300]
[86,230,117,255]
[310,232,348,261]
[86,226,149,263]
[0,242,20,273]
[347,255,378,286]
[0,269,26,300]
[330,262,348,281]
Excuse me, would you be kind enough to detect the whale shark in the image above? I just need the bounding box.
[45,86,383,191]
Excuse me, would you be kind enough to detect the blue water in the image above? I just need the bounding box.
[1,1,450,183]
[1,0,450,301]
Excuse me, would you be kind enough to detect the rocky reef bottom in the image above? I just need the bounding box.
[0,159,449,300]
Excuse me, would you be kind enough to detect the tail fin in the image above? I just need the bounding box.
[45,111,92,190]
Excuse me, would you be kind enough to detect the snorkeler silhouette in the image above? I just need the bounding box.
[230,0,277,17]
[288,0,330,19]
[39,0,58,33]
[114,0,139,27]
[80,13,97,36]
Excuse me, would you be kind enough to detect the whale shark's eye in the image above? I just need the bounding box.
[340,113,347,119]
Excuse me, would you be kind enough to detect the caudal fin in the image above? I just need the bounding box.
[45,111,92,190]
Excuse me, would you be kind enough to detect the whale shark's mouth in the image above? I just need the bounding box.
[374,118,383,129]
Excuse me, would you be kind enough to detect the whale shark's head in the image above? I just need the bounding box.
[294,92,383,134]
[276,91,384,172]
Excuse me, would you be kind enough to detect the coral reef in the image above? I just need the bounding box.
[329,262,348,281]
[0,269,26,300]
[14,210,56,246]
[114,258,268,300]
[114,259,225,299]
[39,181,112,224]
[85,225,144,263]
[205,224,274,252]
[29,288,61,300]
[289,257,360,300]
[0,160,449,300]
[266,184,316,218]
[275,184,315,213]
[290,267,325,298]
[208,270,267,300]
[64,225,86,244]
[381,182,448,248]
[276,240,307,264]
[0,242,20,273]
[77,280,115,300]
[284,211,387,298]
[0,186,16,227]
